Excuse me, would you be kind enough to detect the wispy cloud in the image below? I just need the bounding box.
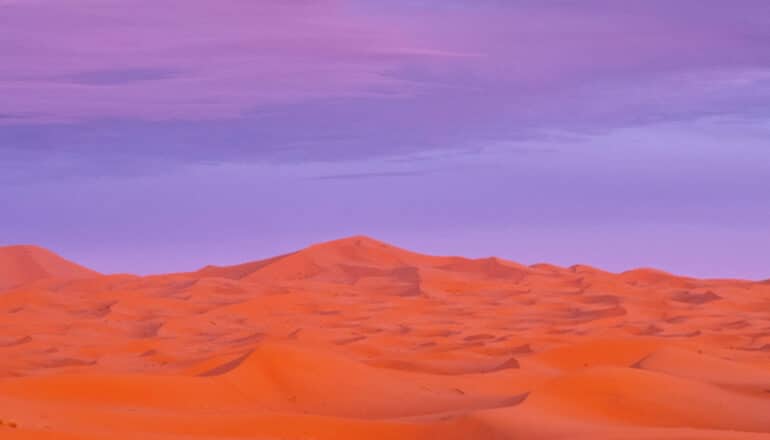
[0,0,449,122]
[1,0,769,180]
[2,0,769,126]
[311,170,430,181]
[61,68,181,86]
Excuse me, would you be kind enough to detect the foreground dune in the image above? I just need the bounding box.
[1,236,769,439]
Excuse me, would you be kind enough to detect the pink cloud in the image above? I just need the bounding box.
[1,0,768,125]
[0,0,458,122]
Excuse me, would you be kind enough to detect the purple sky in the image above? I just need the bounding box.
[1,0,769,279]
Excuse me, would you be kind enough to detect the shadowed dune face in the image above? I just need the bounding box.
[1,236,770,439]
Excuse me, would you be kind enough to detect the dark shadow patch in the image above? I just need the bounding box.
[568,306,627,322]
[227,331,264,346]
[670,291,722,305]
[0,336,32,348]
[334,335,367,345]
[439,257,529,282]
[71,301,117,319]
[580,294,621,305]
[464,334,496,342]
[630,354,652,369]
[38,358,96,368]
[637,324,664,335]
[719,320,751,330]
[491,357,520,371]
[661,330,702,338]
[740,344,770,352]
[198,350,254,377]
[665,315,689,324]
[197,252,296,281]
[501,392,529,407]
[131,321,164,338]
[510,343,533,355]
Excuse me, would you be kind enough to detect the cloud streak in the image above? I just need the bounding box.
[311,170,430,181]
[1,0,770,179]
[0,0,460,122]
[2,0,769,125]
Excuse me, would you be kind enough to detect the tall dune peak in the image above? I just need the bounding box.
[0,244,99,290]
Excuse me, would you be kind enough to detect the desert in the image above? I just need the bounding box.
[1,236,769,439]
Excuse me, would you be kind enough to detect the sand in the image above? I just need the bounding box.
[1,236,769,439]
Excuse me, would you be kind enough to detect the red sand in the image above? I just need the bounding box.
[1,236,770,439]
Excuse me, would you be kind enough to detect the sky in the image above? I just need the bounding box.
[1,0,769,279]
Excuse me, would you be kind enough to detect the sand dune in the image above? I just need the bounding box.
[1,235,769,439]
[0,245,98,291]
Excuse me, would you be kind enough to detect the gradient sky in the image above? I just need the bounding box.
[1,0,769,279]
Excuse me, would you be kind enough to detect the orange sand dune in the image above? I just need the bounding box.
[0,245,99,291]
[1,235,769,439]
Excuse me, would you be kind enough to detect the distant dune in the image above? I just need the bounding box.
[1,236,769,439]
[0,245,99,291]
